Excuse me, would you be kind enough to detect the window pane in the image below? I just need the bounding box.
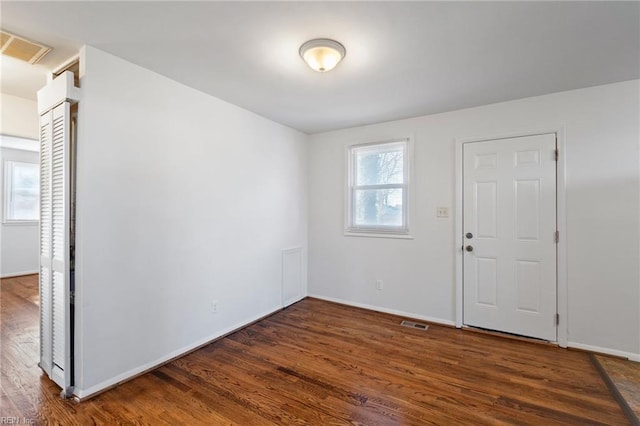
[356,145,404,185]
[7,162,39,221]
[354,188,403,228]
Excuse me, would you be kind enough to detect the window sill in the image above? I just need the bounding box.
[2,220,39,226]
[344,231,414,240]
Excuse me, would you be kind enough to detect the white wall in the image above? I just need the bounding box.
[0,95,40,278]
[74,46,308,397]
[0,93,39,139]
[308,80,639,360]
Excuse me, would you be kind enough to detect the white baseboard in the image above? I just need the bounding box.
[568,341,640,362]
[308,293,456,327]
[74,305,283,399]
[1,270,38,279]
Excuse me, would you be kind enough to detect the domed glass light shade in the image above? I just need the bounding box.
[299,39,346,72]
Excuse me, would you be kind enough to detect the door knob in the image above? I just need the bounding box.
[465,245,473,252]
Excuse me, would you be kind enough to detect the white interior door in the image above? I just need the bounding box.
[40,102,72,394]
[38,71,79,397]
[463,133,557,341]
[39,105,53,378]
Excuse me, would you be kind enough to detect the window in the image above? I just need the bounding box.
[4,160,39,223]
[347,139,410,236]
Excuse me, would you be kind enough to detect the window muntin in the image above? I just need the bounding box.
[4,160,39,223]
[347,140,409,234]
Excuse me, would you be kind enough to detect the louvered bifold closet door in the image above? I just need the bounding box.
[39,102,72,392]
[39,108,53,377]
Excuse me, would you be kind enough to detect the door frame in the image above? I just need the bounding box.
[454,127,567,347]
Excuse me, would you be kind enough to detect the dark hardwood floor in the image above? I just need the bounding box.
[1,274,629,425]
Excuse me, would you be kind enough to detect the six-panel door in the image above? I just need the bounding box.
[463,133,557,341]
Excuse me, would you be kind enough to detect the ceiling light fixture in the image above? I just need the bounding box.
[299,38,346,73]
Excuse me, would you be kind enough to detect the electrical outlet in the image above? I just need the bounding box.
[436,207,449,218]
[211,300,219,313]
[376,280,383,290]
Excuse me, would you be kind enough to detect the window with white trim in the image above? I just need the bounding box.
[347,139,409,235]
[4,160,39,223]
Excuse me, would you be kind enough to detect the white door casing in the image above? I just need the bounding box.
[463,133,557,341]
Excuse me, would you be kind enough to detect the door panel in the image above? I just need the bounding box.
[476,257,497,306]
[476,181,497,238]
[39,110,53,376]
[516,260,541,312]
[463,133,556,341]
[515,179,540,240]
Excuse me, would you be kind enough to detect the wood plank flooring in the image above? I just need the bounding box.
[0,274,629,425]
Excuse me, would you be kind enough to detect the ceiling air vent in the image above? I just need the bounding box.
[0,30,51,64]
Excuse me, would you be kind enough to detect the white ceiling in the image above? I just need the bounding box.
[1,1,638,134]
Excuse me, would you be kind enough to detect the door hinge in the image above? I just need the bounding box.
[555,313,560,325]
[554,149,559,161]
[554,230,559,243]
